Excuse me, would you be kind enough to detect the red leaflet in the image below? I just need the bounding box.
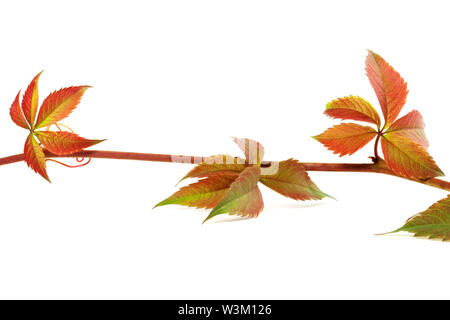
[24,134,50,182]
[365,50,408,127]
[325,96,381,128]
[35,86,90,129]
[35,131,105,155]
[313,123,377,157]
[385,110,428,149]
[21,72,42,128]
[10,91,29,129]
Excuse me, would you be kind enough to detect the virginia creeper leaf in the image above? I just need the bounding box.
[34,86,90,129]
[325,96,381,128]
[381,133,444,180]
[21,71,42,129]
[24,133,50,182]
[204,166,263,223]
[385,110,428,149]
[232,137,264,164]
[10,90,29,129]
[259,159,330,200]
[180,154,246,182]
[313,123,377,157]
[387,195,450,241]
[154,176,236,209]
[35,131,105,155]
[365,50,408,127]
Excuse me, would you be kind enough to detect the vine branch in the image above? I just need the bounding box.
[0,150,448,192]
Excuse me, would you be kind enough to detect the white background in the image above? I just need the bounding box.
[0,0,449,299]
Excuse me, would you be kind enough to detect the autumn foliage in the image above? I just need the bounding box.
[314,50,443,180]
[5,51,450,240]
[10,72,104,181]
[156,138,329,223]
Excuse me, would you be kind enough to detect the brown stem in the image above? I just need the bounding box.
[373,133,382,161]
[0,150,449,192]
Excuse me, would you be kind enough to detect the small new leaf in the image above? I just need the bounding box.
[387,195,450,241]
[325,96,381,128]
[313,123,377,157]
[204,166,263,223]
[260,159,330,201]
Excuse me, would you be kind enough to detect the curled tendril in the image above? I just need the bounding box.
[44,123,92,168]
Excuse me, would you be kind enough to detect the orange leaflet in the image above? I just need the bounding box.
[325,96,381,128]
[21,72,42,129]
[365,50,408,127]
[35,131,105,155]
[384,110,428,149]
[313,123,377,157]
[24,134,50,182]
[34,86,91,129]
[381,133,443,180]
[10,90,29,129]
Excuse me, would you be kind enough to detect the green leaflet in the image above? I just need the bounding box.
[387,195,450,241]
[154,176,236,209]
